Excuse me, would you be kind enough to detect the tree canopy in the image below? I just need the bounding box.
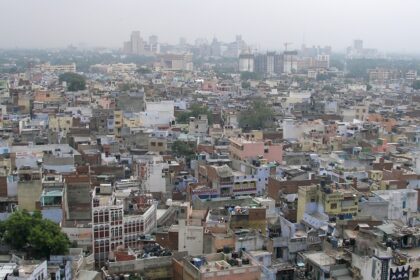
[171,140,195,160]
[137,67,152,74]
[240,71,261,81]
[176,104,213,124]
[59,72,86,91]
[0,210,70,259]
[413,80,420,90]
[238,100,275,130]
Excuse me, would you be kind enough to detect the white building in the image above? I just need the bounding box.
[141,101,175,127]
[282,119,325,140]
[91,185,157,268]
[135,154,168,193]
[283,51,298,74]
[178,219,204,256]
[372,189,418,221]
[39,63,76,73]
[7,261,48,280]
[239,54,254,72]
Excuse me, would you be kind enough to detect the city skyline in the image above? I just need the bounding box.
[0,0,419,53]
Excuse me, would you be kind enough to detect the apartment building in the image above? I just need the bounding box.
[92,185,157,268]
[229,137,283,163]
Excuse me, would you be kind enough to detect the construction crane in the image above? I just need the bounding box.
[284,42,293,51]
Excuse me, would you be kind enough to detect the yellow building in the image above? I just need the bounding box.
[319,187,359,217]
[49,115,74,135]
[18,96,31,114]
[122,113,142,128]
[17,169,42,211]
[114,110,123,137]
[297,185,318,222]
[369,170,383,181]
[297,184,359,222]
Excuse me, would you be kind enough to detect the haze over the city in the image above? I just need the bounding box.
[0,0,419,53]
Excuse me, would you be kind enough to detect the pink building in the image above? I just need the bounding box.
[98,96,115,109]
[229,138,283,163]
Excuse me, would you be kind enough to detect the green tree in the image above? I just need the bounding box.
[240,71,261,81]
[59,72,86,91]
[316,73,329,81]
[241,81,251,89]
[137,67,152,74]
[413,80,420,90]
[238,100,275,130]
[171,140,195,160]
[28,220,70,259]
[2,210,33,249]
[2,210,70,259]
[176,104,213,124]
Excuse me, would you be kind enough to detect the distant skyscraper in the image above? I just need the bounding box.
[254,52,283,75]
[131,31,143,55]
[179,37,187,46]
[283,51,298,74]
[354,39,363,50]
[238,53,254,72]
[210,38,221,57]
[123,31,159,55]
[148,35,160,53]
[149,35,158,45]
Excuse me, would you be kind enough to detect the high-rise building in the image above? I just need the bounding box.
[354,39,363,50]
[159,53,193,71]
[254,54,267,74]
[179,37,187,46]
[148,35,160,53]
[210,38,221,57]
[123,31,159,55]
[238,53,254,72]
[250,52,283,75]
[266,51,276,74]
[283,51,298,74]
[316,54,330,69]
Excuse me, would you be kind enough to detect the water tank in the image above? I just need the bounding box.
[192,258,202,268]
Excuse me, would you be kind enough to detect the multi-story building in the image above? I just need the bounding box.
[39,63,76,73]
[92,184,157,268]
[254,52,283,75]
[159,53,193,71]
[188,115,208,137]
[176,252,261,280]
[368,68,400,83]
[238,53,254,72]
[283,51,298,74]
[229,138,283,163]
[297,183,360,224]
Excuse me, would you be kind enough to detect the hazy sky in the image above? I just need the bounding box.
[0,0,418,53]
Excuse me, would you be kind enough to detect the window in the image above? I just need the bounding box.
[330,203,337,209]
